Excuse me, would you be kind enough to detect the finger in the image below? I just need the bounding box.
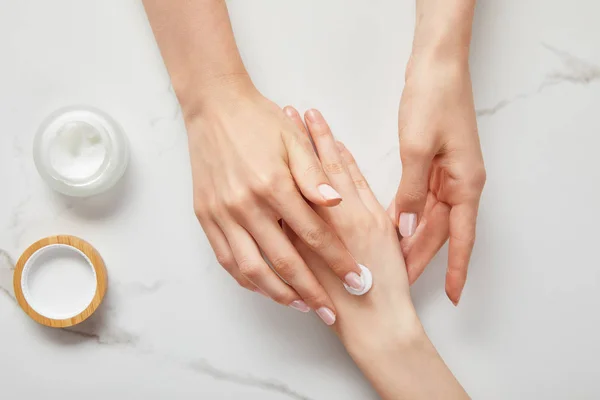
[446,202,478,305]
[335,141,381,213]
[200,219,256,292]
[282,107,342,207]
[386,200,397,224]
[222,223,303,308]
[282,222,346,328]
[400,193,451,284]
[248,217,336,315]
[270,186,364,292]
[283,106,311,145]
[304,109,357,199]
[395,140,435,238]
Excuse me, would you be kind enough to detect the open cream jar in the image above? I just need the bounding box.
[33,106,129,197]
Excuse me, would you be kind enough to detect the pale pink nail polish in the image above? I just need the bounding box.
[284,107,295,118]
[316,307,336,325]
[344,271,365,291]
[306,109,324,123]
[399,212,417,237]
[289,300,310,313]
[318,184,342,201]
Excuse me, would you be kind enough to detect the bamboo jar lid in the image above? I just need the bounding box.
[13,235,107,328]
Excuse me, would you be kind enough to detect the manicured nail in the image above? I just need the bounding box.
[254,288,269,298]
[306,109,324,124]
[344,271,365,291]
[283,107,296,118]
[344,264,373,296]
[399,212,417,237]
[316,307,336,326]
[318,184,342,201]
[289,300,310,313]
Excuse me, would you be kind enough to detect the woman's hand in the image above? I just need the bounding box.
[283,107,468,400]
[283,107,416,341]
[393,55,486,305]
[187,81,363,321]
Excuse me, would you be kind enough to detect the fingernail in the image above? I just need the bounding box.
[254,288,269,298]
[399,212,417,237]
[316,307,336,326]
[343,264,373,296]
[289,300,310,313]
[283,107,295,118]
[306,109,324,123]
[344,271,365,291]
[318,184,342,201]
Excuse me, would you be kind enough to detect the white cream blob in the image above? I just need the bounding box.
[21,245,97,320]
[344,264,373,296]
[48,121,107,181]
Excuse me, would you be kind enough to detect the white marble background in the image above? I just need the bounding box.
[1,1,599,399]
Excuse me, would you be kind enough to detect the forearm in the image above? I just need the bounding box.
[412,0,476,63]
[351,327,469,400]
[142,0,254,116]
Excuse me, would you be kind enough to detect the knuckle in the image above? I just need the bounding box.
[254,172,294,200]
[324,256,351,276]
[299,291,328,307]
[215,253,236,271]
[270,257,297,280]
[402,140,433,161]
[304,162,324,178]
[269,290,292,305]
[323,162,344,175]
[402,188,427,203]
[303,227,334,250]
[252,172,277,195]
[238,260,264,280]
[469,165,487,190]
[236,279,254,291]
[353,178,369,190]
[193,202,208,220]
[224,188,254,214]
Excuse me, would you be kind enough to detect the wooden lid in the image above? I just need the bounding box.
[13,235,107,328]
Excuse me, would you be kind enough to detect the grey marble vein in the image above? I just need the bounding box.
[0,249,16,300]
[63,322,139,346]
[150,104,182,127]
[113,280,165,296]
[7,194,33,247]
[476,44,600,117]
[542,44,600,86]
[187,359,313,400]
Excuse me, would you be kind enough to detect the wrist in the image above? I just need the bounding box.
[405,48,470,84]
[174,71,258,122]
[411,1,475,66]
[345,308,426,365]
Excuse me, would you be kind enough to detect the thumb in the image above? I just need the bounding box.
[283,106,342,207]
[395,145,433,237]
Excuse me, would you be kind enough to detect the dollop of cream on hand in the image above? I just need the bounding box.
[344,264,373,296]
[48,121,107,181]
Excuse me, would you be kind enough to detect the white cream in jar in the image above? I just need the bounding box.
[34,106,129,197]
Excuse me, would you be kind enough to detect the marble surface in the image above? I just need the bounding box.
[1,1,600,399]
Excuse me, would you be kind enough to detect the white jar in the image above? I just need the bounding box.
[33,106,129,197]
